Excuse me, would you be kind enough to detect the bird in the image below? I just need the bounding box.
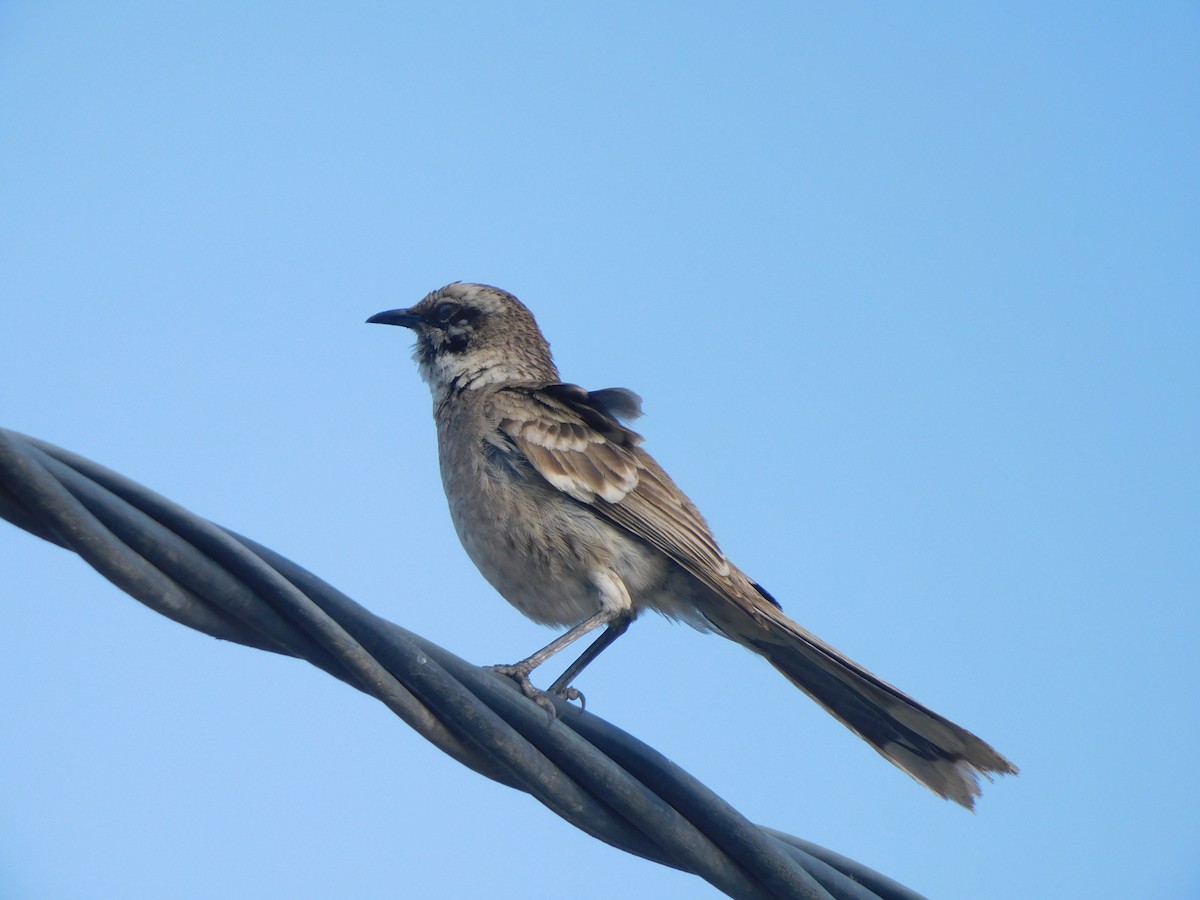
[367,282,1017,809]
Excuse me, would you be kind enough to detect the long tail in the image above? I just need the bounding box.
[719,584,1017,809]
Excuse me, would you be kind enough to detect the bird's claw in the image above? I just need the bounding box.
[556,685,586,710]
[487,664,559,719]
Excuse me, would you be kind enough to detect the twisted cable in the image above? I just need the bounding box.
[0,428,926,900]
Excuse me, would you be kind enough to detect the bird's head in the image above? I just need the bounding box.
[368,282,559,404]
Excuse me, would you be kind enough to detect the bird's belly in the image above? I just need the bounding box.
[443,465,672,628]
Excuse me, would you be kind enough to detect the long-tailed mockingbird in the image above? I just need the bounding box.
[368,282,1016,808]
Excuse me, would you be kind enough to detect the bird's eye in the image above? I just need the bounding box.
[434,301,458,323]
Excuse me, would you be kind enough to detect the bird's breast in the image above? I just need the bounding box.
[433,409,671,627]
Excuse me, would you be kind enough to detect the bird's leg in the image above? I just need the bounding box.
[547,616,631,705]
[488,608,627,714]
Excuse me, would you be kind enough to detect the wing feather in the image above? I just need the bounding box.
[493,385,739,594]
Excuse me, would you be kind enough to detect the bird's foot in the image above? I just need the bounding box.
[487,663,558,718]
[487,664,586,717]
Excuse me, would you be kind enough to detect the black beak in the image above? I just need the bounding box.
[366,308,422,329]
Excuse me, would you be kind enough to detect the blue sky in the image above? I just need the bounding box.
[2,4,1197,898]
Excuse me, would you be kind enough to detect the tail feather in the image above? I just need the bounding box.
[731,593,1017,809]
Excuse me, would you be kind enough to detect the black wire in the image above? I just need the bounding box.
[0,428,929,900]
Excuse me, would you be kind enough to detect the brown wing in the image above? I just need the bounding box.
[492,385,740,596]
[493,385,641,504]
